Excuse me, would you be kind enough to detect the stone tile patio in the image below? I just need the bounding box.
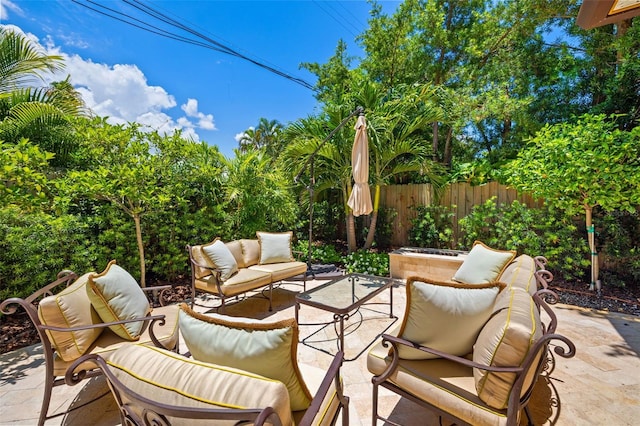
[1,278,639,425]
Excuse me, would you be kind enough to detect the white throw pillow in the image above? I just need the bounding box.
[257,231,294,265]
[453,241,516,284]
[202,238,239,281]
[396,277,504,360]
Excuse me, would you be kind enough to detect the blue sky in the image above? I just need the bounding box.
[1,0,400,157]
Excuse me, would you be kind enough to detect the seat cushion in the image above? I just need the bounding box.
[37,272,102,362]
[257,231,295,265]
[499,254,538,295]
[367,341,509,426]
[473,287,543,409]
[293,363,342,426]
[202,238,239,281]
[249,261,307,282]
[452,241,516,284]
[395,277,504,360]
[87,260,151,340]
[196,268,272,297]
[55,304,180,376]
[106,344,293,426]
[179,304,312,411]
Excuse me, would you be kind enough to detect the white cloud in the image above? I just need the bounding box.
[0,0,22,20]
[9,27,216,141]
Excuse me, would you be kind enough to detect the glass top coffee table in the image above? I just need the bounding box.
[295,273,400,361]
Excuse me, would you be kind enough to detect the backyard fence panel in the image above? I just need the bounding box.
[379,182,542,247]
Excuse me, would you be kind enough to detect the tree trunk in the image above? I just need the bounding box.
[584,204,599,291]
[443,127,453,170]
[346,212,356,253]
[364,184,381,249]
[134,213,146,287]
[432,122,439,162]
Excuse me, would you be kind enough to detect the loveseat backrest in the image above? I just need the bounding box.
[240,239,261,267]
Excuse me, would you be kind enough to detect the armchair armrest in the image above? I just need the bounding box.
[299,351,349,426]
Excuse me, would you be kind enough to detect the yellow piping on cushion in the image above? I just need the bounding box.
[106,361,247,409]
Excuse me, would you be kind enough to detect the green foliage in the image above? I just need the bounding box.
[596,209,640,284]
[0,206,94,301]
[293,240,343,265]
[408,205,455,249]
[506,114,640,216]
[0,139,53,209]
[343,250,389,276]
[369,207,397,250]
[458,198,590,280]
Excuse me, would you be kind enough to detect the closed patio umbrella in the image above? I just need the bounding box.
[347,114,373,216]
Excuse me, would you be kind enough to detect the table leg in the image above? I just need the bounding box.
[295,302,300,324]
[389,283,394,318]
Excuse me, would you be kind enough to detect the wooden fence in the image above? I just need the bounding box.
[379,182,543,247]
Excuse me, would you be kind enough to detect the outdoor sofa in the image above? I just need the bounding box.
[0,260,180,426]
[186,231,307,311]
[368,241,576,426]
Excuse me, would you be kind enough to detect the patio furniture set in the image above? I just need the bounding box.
[1,233,576,426]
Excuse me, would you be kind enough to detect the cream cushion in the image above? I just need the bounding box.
[453,241,516,284]
[54,304,180,377]
[226,240,246,268]
[240,239,261,267]
[179,304,312,411]
[257,231,294,265]
[202,238,239,281]
[87,260,151,341]
[106,343,293,426]
[396,277,504,360]
[189,243,216,279]
[473,287,543,409]
[500,255,538,295]
[37,273,102,362]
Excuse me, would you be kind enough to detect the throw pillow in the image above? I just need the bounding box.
[257,231,294,265]
[452,241,516,284]
[37,273,103,362]
[87,260,151,340]
[179,303,312,411]
[395,277,504,360]
[202,238,239,281]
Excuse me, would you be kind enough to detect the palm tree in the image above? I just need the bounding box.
[353,81,446,249]
[238,118,284,159]
[0,27,85,163]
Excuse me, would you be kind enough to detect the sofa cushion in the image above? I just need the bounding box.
[249,261,307,283]
[367,341,509,425]
[179,304,312,411]
[500,254,538,295]
[226,240,246,268]
[396,277,504,360]
[37,272,103,362]
[202,238,239,281]
[257,231,295,265]
[453,241,516,284]
[473,286,543,409]
[106,343,293,426]
[189,243,217,279]
[87,260,151,340]
[54,304,180,377]
[240,239,261,267]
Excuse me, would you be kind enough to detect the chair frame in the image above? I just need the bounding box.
[0,270,176,426]
[371,290,576,426]
[66,350,350,426]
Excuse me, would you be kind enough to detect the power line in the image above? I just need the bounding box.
[70,0,315,90]
[312,0,359,39]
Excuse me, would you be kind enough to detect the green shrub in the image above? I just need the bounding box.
[343,250,389,276]
[458,198,590,281]
[408,205,455,249]
[293,240,343,264]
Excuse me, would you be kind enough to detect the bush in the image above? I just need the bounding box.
[293,240,343,264]
[343,250,389,276]
[408,205,455,249]
[458,198,590,281]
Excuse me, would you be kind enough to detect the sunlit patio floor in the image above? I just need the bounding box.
[1,277,639,425]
